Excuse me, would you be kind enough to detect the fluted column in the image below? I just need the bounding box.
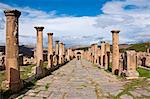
[111,30,120,75]
[4,10,22,92]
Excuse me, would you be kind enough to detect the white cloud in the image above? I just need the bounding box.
[0,0,150,47]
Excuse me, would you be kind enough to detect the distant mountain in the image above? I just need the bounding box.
[71,42,150,53]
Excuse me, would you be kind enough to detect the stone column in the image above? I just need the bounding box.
[100,41,105,68]
[67,48,71,61]
[47,33,53,68]
[91,44,95,64]
[34,26,44,75]
[59,42,63,64]
[4,10,22,92]
[125,50,139,79]
[94,43,98,65]
[104,42,110,70]
[111,30,120,75]
[89,47,92,62]
[55,40,59,65]
[97,48,101,65]
[62,43,65,63]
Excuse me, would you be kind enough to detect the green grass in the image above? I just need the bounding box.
[108,62,112,72]
[137,67,150,78]
[20,61,48,79]
[115,78,149,98]
[43,61,48,68]
[45,83,49,90]
[20,64,35,80]
[120,42,150,53]
[0,71,5,90]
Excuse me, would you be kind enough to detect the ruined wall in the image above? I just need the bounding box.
[137,52,150,67]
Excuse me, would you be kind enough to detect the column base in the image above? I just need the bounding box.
[125,71,139,79]
[1,80,23,93]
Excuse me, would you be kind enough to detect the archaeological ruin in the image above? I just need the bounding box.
[0,9,149,98]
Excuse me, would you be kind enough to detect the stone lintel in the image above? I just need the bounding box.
[111,30,120,33]
[34,26,44,31]
[4,9,21,17]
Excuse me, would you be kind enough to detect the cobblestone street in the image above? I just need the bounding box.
[16,59,150,99]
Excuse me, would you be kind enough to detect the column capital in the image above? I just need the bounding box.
[47,33,53,35]
[91,44,95,46]
[34,26,44,31]
[60,42,63,44]
[4,9,21,17]
[101,41,105,43]
[111,30,120,33]
[55,40,59,43]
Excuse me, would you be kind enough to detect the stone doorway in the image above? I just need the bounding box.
[77,52,81,60]
[141,57,146,66]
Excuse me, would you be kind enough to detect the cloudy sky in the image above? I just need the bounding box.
[0,0,150,47]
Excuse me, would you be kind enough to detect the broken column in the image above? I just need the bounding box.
[34,26,44,75]
[125,50,139,79]
[104,42,110,70]
[100,41,105,68]
[111,30,120,75]
[4,10,22,92]
[47,33,53,68]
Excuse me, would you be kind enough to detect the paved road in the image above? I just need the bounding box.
[16,59,149,99]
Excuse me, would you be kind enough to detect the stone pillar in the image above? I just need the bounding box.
[111,30,120,75]
[147,49,150,53]
[105,42,110,70]
[97,48,101,65]
[94,43,98,65]
[4,10,22,92]
[34,26,44,75]
[55,40,59,65]
[67,48,71,61]
[47,33,53,68]
[100,41,105,68]
[59,42,63,64]
[62,43,65,63]
[91,44,95,64]
[125,51,139,79]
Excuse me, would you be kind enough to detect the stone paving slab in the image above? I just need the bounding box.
[15,59,150,99]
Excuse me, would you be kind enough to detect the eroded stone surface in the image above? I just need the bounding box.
[16,59,150,99]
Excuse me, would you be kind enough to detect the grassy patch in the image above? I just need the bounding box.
[120,42,150,52]
[0,71,5,85]
[137,67,150,78]
[115,78,149,98]
[108,62,112,72]
[0,71,5,90]
[20,64,35,80]
[45,83,49,90]
[43,61,48,68]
